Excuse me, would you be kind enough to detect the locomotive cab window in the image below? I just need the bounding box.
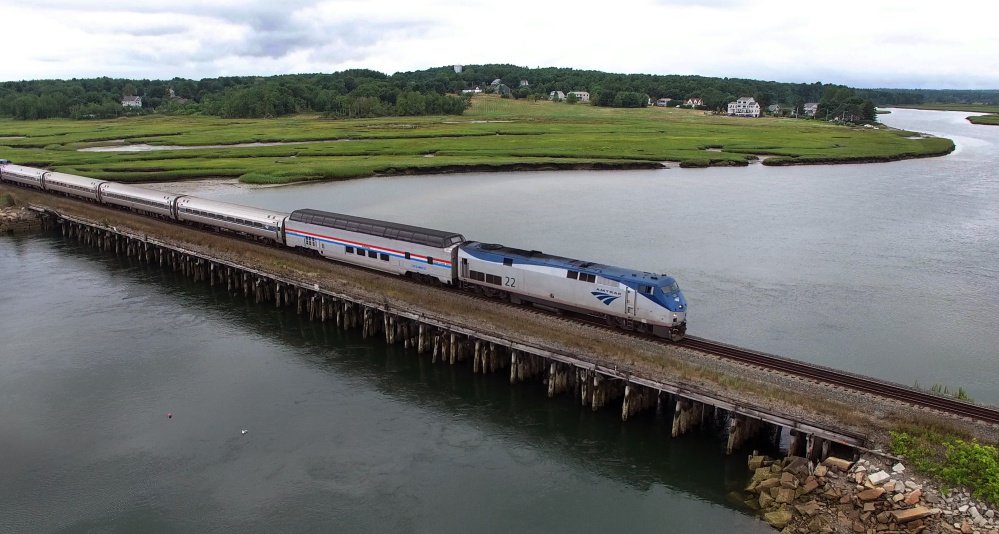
[640,285,654,295]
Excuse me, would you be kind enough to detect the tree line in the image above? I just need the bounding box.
[3,63,992,121]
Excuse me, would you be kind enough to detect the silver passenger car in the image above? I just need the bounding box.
[99,182,183,219]
[176,196,288,242]
[43,171,106,202]
[0,164,47,189]
[285,209,465,284]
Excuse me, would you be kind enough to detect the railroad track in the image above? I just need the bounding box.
[679,336,999,425]
[26,190,999,425]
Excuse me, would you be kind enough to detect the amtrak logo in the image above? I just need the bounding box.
[591,290,620,305]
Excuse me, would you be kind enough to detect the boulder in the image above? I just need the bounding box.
[904,489,923,506]
[892,462,906,473]
[757,477,781,491]
[759,491,775,510]
[891,506,933,524]
[800,478,819,495]
[763,508,792,529]
[867,470,891,485]
[814,464,828,477]
[822,456,853,472]
[752,467,773,482]
[747,455,767,471]
[779,472,798,489]
[794,500,821,517]
[775,487,795,504]
[857,487,886,502]
[783,456,810,478]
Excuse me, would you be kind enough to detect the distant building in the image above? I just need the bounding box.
[567,91,590,103]
[655,98,673,107]
[803,102,819,117]
[495,84,512,96]
[454,64,463,73]
[549,91,566,101]
[461,86,483,94]
[727,96,761,117]
[490,78,502,86]
[519,79,529,87]
[766,104,781,115]
[121,96,142,108]
[684,97,704,107]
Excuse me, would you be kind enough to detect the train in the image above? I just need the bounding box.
[0,161,688,340]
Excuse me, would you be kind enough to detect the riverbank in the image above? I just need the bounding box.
[745,453,998,533]
[0,97,955,185]
[0,195,44,233]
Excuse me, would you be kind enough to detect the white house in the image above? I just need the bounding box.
[655,98,673,107]
[121,96,142,108]
[803,102,819,117]
[684,97,704,107]
[567,91,589,103]
[461,86,483,95]
[549,91,566,101]
[727,96,761,117]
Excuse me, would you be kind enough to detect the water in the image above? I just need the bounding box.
[3,108,996,531]
[0,237,769,532]
[190,108,999,404]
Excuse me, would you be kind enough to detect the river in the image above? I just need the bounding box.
[187,108,999,405]
[1,108,995,531]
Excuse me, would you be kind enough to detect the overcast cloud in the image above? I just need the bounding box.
[1,0,996,88]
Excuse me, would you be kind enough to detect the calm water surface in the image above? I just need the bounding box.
[0,237,769,532]
[194,108,999,403]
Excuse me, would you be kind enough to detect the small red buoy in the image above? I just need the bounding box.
[167,413,173,418]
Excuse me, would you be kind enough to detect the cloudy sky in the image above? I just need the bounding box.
[1,0,996,89]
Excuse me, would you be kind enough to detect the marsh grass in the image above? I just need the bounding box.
[891,426,999,505]
[0,97,954,184]
[969,115,999,126]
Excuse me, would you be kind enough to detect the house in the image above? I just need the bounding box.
[767,104,781,115]
[655,98,673,107]
[461,86,483,94]
[803,102,819,117]
[121,96,142,108]
[684,97,704,107]
[519,79,529,87]
[567,91,590,103]
[549,91,566,101]
[490,78,502,86]
[727,96,761,117]
[495,84,512,96]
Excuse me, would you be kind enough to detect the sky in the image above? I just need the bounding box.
[1,0,997,89]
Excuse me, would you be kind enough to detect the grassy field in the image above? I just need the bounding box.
[0,96,955,184]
